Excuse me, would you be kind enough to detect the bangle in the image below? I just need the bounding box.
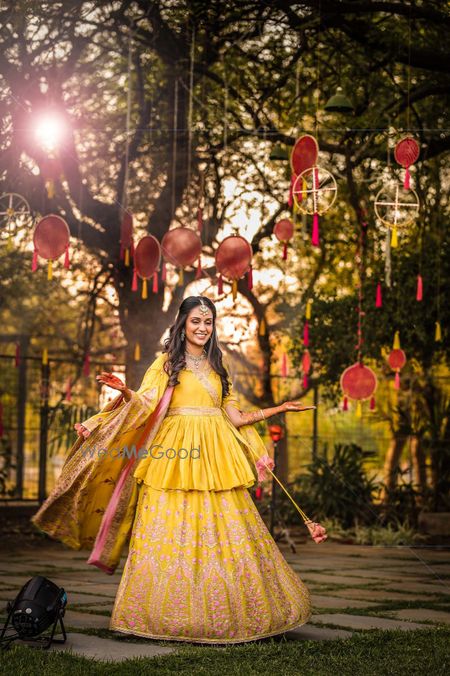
[260,408,265,420]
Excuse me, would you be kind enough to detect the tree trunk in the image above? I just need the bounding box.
[381,434,407,500]
[410,434,427,494]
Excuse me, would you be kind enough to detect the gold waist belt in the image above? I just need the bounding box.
[165,406,223,417]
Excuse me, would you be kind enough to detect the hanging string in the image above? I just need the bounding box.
[406,6,412,132]
[221,52,228,153]
[187,26,195,191]
[121,29,133,212]
[171,78,179,219]
[315,0,321,139]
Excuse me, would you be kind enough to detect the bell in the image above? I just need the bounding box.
[269,144,288,161]
[324,87,354,113]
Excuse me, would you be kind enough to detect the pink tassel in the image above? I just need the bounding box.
[303,374,308,389]
[343,396,348,411]
[195,257,202,280]
[197,206,203,232]
[394,371,400,389]
[370,396,375,411]
[161,261,167,282]
[282,241,288,260]
[83,351,90,377]
[303,321,309,347]
[281,353,288,377]
[152,271,158,293]
[404,167,410,190]
[416,274,423,301]
[247,265,253,290]
[64,243,70,269]
[376,282,382,308]
[15,342,20,367]
[131,267,138,291]
[32,248,38,272]
[311,212,320,247]
[255,485,263,500]
[218,274,223,295]
[288,175,295,208]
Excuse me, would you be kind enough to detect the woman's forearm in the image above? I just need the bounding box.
[122,387,134,402]
[234,404,282,428]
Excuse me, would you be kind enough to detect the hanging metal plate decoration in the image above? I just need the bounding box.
[387,348,406,371]
[134,235,161,279]
[292,166,337,215]
[273,218,294,242]
[0,193,32,240]
[340,362,378,401]
[161,227,202,267]
[215,235,253,280]
[374,183,420,230]
[33,214,70,259]
[290,134,319,177]
[394,136,420,189]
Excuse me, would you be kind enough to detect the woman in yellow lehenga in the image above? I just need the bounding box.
[32,295,326,644]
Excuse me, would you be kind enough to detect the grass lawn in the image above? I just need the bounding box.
[0,627,448,675]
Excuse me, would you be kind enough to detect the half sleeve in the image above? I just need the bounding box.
[221,373,239,408]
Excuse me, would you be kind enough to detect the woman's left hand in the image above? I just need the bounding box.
[280,400,316,413]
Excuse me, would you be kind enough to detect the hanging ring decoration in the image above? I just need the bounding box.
[374,183,420,244]
[0,193,33,241]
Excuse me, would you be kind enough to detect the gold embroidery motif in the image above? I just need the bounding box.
[166,406,222,416]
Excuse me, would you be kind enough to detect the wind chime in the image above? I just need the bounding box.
[340,220,377,415]
[291,136,337,248]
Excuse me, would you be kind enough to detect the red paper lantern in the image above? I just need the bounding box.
[387,348,407,390]
[161,227,202,268]
[215,235,252,280]
[341,362,377,414]
[290,134,319,178]
[32,214,70,277]
[120,211,134,264]
[274,219,294,260]
[394,136,420,190]
[133,235,161,299]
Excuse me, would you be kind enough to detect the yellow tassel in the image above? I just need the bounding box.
[391,226,398,248]
[232,279,238,300]
[306,299,312,320]
[259,318,266,336]
[134,342,141,361]
[46,180,55,199]
[178,268,184,286]
[42,348,48,365]
[302,176,307,201]
[124,248,130,267]
[142,278,148,299]
[356,400,362,417]
[47,259,53,280]
[435,321,442,342]
[393,330,401,350]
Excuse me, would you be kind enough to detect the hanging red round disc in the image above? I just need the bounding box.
[121,211,134,248]
[387,349,406,371]
[394,137,420,169]
[161,227,202,267]
[340,363,377,401]
[215,235,253,280]
[274,218,294,242]
[33,214,70,260]
[290,134,319,177]
[134,235,161,279]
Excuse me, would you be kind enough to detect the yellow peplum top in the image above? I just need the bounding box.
[133,364,257,492]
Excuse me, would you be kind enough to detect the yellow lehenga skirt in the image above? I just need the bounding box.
[109,368,311,643]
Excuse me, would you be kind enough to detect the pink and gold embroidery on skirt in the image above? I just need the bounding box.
[110,485,311,644]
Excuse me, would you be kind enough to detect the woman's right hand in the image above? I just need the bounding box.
[95,372,127,392]
[74,423,91,439]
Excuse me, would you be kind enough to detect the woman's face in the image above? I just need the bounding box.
[184,306,214,349]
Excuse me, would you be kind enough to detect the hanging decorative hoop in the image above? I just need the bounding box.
[290,134,319,177]
[394,136,420,189]
[33,214,70,260]
[134,235,161,278]
[341,362,378,401]
[120,211,134,249]
[161,227,202,268]
[273,219,294,243]
[374,183,420,231]
[292,166,337,215]
[0,193,32,238]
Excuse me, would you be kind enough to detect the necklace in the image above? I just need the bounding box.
[185,350,207,370]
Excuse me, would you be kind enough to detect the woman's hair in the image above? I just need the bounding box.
[162,295,231,400]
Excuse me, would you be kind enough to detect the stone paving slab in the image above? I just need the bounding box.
[329,588,439,602]
[393,608,450,624]
[50,632,176,662]
[383,581,450,595]
[286,625,353,641]
[292,572,381,586]
[63,610,111,629]
[311,613,429,631]
[311,594,378,609]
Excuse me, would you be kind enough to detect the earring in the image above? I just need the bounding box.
[181,328,185,340]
